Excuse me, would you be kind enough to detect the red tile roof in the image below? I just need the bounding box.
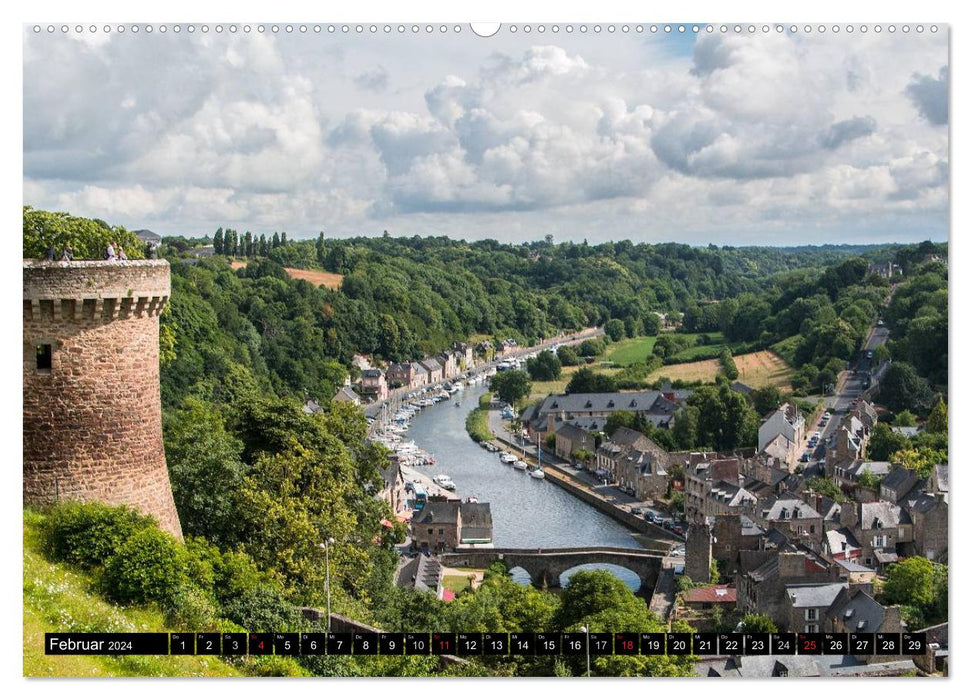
[682,585,737,604]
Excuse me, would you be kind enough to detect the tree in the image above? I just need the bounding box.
[882,557,943,612]
[22,206,144,260]
[605,319,626,342]
[272,232,281,249]
[565,368,618,394]
[805,477,848,503]
[557,345,580,366]
[672,405,700,450]
[750,386,783,416]
[926,397,948,433]
[526,350,562,381]
[867,423,909,461]
[737,614,778,633]
[687,384,759,451]
[165,398,249,548]
[879,362,934,413]
[894,410,917,427]
[213,227,224,255]
[578,338,605,357]
[856,467,881,490]
[719,348,739,380]
[890,447,947,479]
[490,370,532,406]
[641,313,661,337]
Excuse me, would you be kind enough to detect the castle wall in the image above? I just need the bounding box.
[23,260,182,538]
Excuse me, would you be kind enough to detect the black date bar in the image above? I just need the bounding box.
[46,633,169,655]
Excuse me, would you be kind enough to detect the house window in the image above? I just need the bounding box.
[427,528,434,534]
[873,535,887,548]
[805,624,819,634]
[438,528,444,535]
[806,608,818,621]
[36,344,52,372]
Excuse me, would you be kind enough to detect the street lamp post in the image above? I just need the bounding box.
[318,538,336,633]
[580,625,591,677]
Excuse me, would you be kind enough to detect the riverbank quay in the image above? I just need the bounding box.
[485,412,677,544]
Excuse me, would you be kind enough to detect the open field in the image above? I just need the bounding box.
[646,350,793,390]
[230,261,343,290]
[606,332,732,366]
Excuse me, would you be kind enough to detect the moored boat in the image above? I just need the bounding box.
[529,468,545,479]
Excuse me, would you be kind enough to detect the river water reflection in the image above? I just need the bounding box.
[405,384,644,589]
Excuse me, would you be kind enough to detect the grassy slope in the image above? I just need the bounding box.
[23,510,243,678]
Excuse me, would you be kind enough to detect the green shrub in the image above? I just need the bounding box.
[102,529,190,605]
[163,583,219,629]
[223,585,305,632]
[46,502,156,569]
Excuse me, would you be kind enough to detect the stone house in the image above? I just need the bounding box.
[332,386,361,406]
[554,422,596,464]
[879,466,922,504]
[902,491,948,561]
[453,342,475,371]
[736,548,839,631]
[684,458,757,523]
[783,582,848,634]
[756,495,824,550]
[419,358,443,385]
[826,588,906,663]
[386,362,415,389]
[411,501,494,552]
[437,351,458,380]
[758,403,806,468]
[840,500,913,570]
[358,369,388,402]
[596,427,670,500]
[413,501,461,552]
[521,390,684,442]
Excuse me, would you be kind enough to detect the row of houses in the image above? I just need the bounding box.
[331,343,478,405]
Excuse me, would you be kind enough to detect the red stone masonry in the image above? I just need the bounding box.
[23,260,183,539]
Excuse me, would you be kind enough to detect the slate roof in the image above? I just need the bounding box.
[739,515,764,537]
[785,582,848,609]
[859,501,909,529]
[361,368,384,379]
[555,422,592,441]
[826,528,861,556]
[933,464,949,493]
[419,358,442,372]
[881,466,919,494]
[828,588,887,633]
[414,502,459,525]
[536,391,665,415]
[332,386,361,403]
[709,480,757,507]
[761,495,822,521]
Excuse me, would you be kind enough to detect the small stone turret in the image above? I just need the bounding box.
[23,260,182,538]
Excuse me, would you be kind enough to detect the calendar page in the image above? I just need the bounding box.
[22,18,948,682]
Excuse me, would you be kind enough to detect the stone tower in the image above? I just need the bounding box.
[685,522,713,583]
[23,260,183,539]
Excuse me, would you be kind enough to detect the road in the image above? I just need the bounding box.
[801,322,892,477]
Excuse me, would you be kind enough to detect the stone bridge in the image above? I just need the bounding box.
[438,546,666,592]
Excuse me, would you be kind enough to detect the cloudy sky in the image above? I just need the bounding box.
[23,25,948,245]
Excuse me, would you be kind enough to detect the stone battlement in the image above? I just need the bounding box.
[23,260,170,322]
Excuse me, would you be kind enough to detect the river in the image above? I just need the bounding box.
[405,384,644,589]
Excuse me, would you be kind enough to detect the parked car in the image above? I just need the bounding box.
[645,512,658,523]
[800,451,811,462]
[631,507,644,516]
[672,524,686,537]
